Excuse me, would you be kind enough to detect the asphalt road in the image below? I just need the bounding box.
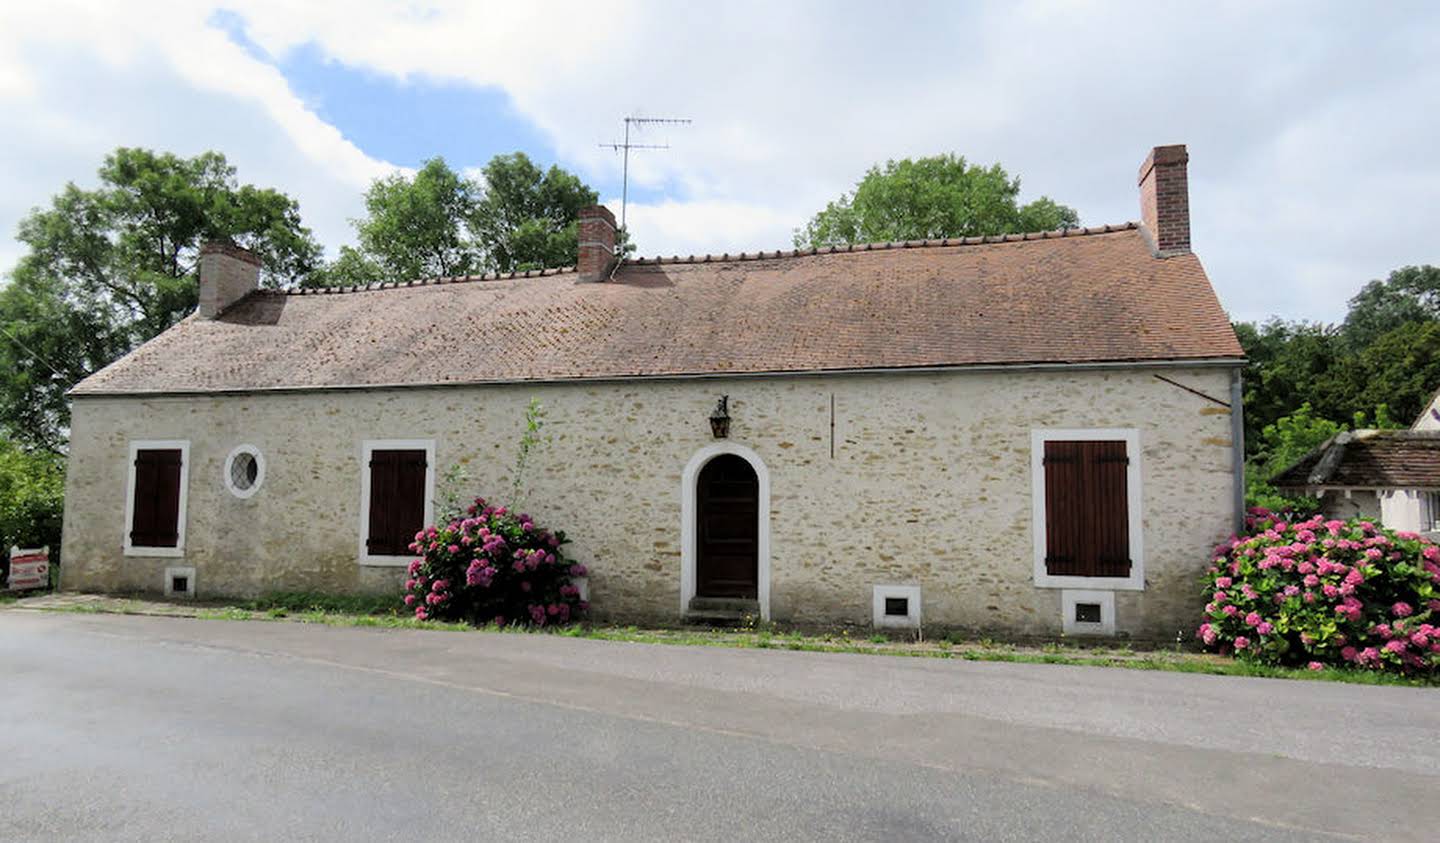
[2,611,1437,841]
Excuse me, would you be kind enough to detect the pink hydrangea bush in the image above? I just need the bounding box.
[1199,507,1440,674]
[402,496,588,626]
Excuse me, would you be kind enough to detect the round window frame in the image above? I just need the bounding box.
[223,444,266,500]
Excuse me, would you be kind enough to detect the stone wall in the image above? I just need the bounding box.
[62,365,1239,638]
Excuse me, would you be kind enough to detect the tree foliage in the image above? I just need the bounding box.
[472,153,598,273]
[0,148,322,451]
[0,439,64,560]
[323,153,598,286]
[794,154,1078,248]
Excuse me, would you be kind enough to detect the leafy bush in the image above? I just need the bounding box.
[1199,508,1439,674]
[402,496,587,626]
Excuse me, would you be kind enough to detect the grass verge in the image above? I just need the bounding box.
[9,592,1436,687]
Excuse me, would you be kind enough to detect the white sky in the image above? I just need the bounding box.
[1,0,1437,324]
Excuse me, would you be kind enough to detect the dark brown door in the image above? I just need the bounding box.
[696,454,759,598]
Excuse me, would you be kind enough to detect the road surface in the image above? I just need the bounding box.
[2,610,1436,841]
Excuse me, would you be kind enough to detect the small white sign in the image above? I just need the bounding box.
[7,546,49,591]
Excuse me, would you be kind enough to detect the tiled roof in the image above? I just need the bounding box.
[1272,430,1440,489]
[72,224,1244,396]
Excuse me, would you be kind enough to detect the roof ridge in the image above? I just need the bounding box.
[282,222,1141,296]
[627,222,1139,267]
[286,264,578,296]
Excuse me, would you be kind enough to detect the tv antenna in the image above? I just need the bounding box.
[599,116,691,233]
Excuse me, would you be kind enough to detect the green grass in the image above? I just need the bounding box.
[17,592,1438,687]
[236,591,403,617]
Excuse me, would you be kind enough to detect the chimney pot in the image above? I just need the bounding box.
[1137,144,1190,256]
[198,242,261,318]
[577,205,618,282]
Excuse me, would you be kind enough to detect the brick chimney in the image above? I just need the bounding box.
[197,242,261,318]
[1137,144,1190,256]
[577,205,617,282]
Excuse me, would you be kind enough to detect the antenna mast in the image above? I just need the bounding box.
[599,115,691,233]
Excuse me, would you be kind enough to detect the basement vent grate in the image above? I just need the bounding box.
[884,597,910,617]
[1074,602,1102,624]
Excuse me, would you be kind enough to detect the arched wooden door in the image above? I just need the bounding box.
[695,454,759,598]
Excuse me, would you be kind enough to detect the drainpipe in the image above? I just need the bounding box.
[1230,367,1246,535]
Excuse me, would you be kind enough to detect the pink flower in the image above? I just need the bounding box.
[1322,584,1340,598]
[403,594,416,606]
[1213,591,1228,604]
[1245,611,1262,627]
[1215,576,1232,589]
[447,544,460,554]
[1384,639,1407,654]
[1392,602,1413,618]
[1303,574,1320,588]
[1341,646,1358,661]
[1256,622,1274,635]
[1234,636,1250,650]
[1223,604,1239,616]
[1307,662,1324,671]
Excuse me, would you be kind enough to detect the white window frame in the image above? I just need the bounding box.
[358,438,436,567]
[1061,589,1116,636]
[1031,428,1144,591]
[223,444,266,499]
[872,584,922,629]
[123,439,191,558]
[164,566,197,599]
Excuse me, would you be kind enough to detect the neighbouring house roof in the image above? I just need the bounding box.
[71,224,1244,396]
[1272,430,1440,490]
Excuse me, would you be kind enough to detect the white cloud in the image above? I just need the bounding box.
[2,0,1438,325]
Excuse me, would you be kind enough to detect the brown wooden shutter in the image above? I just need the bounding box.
[130,449,182,548]
[1089,441,1132,577]
[367,449,427,556]
[1043,440,1130,578]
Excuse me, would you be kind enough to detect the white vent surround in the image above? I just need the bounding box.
[872,584,921,629]
[164,566,196,599]
[1061,589,1115,636]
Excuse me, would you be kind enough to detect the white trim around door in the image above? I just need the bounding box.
[680,442,772,621]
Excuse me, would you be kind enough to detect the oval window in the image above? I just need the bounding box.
[224,445,265,499]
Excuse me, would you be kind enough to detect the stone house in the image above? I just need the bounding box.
[60,144,1245,638]
[1273,389,1440,538]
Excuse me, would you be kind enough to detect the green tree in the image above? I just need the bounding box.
[327,153,600,285]
[0,148,323,451]
[1341,265,1440,350]
[1233,319,1346,455]
[794,154,1079,248]
[0,439,64,560]
[353,157,481,282]
[1334,320,1440,425]
[472,152,598,273]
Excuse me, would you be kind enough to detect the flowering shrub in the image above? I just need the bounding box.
[1199,507,1440,674]
[402,496,588,626]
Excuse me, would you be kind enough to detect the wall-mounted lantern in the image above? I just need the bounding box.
[709,395,731,439]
